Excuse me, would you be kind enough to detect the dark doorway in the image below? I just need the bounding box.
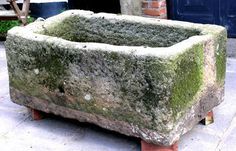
[68,0,121,14]
[168,0,236,38]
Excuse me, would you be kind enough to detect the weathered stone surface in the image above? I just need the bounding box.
[5,10,227,146]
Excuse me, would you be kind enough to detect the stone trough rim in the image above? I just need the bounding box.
[7,10,224,59]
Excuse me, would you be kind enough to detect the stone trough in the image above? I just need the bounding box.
[5,10,227,148]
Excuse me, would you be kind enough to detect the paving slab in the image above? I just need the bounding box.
[0,41,9,98]
[227,39,236,58]
[0,40,236,151]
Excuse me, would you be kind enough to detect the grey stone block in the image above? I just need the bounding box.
[5,10,227,145]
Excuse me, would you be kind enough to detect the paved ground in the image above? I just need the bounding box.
[0,39,236,151]
[227,39,236,58]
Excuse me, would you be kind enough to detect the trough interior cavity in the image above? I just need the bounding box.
[40,15,200,47]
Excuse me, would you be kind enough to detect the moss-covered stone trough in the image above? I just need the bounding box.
[5,10,227,146]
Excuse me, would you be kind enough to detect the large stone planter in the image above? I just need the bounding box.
[5,10,227,146]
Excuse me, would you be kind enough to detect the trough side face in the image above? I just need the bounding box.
[5,10,227,146]
[167,26,227,145]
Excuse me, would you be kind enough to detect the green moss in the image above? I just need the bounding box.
[215,32,227,85]
[8,38,72,92]
[169,44,204,116]
[141,58,172,108]
[109,51,120,60]
[6,35,206,133]
[11,70,147,129]
[36,53,67,90]
[40,16,200,47]
[202,28,227,85]
[41,16,78,41]
[10,77,45,99]
[68,99,146,129]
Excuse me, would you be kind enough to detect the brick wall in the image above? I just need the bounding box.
[142,0,167,19]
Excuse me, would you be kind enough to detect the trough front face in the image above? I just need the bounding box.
[5,10,227,146]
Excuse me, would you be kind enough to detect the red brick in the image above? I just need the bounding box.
[30,108,44,120]
[141,140,178,151]
[201,110,214,125]
[142,0,166,9]
[143,8,167,16]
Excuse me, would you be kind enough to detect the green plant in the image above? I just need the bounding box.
[0,17,35,40]
[0,17,35,33]
[0,20,20,34]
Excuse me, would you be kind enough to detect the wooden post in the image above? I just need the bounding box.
[141,140,178,151]
[6,0,30,25]
[21,0,30,24]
